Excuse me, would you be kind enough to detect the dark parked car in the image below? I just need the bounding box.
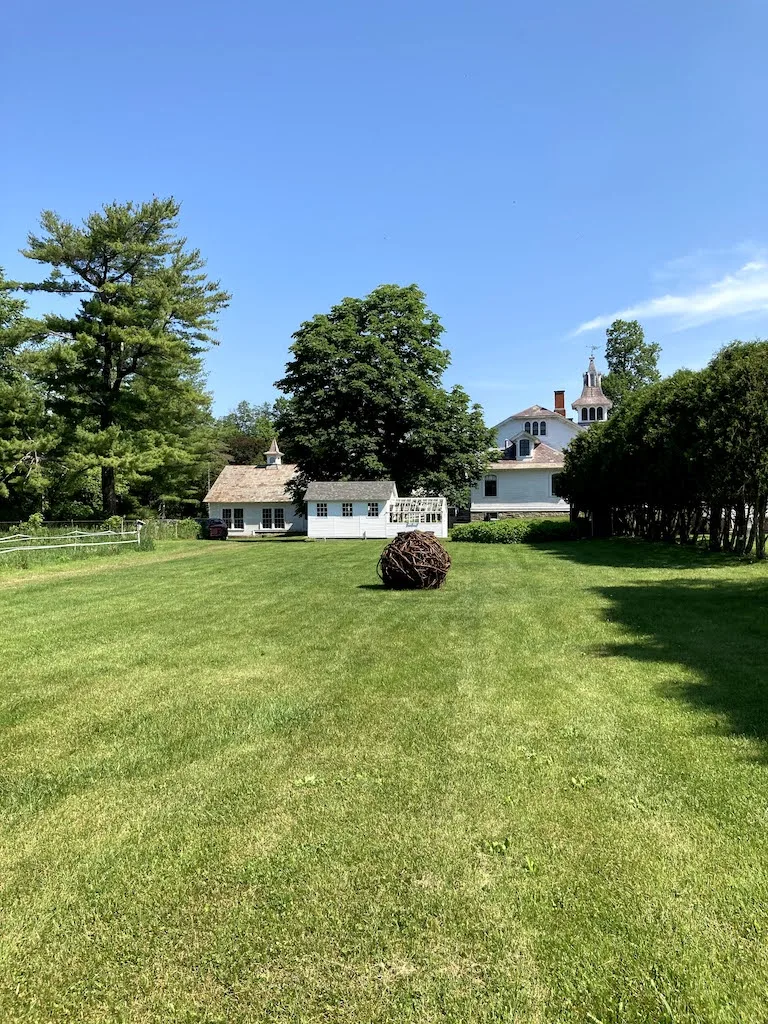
[196,517,229,540]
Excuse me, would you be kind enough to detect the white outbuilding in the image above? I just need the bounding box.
[305,481,448,539]
[204,440,306,535]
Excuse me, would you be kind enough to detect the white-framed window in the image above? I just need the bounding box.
[342,502,353,517]
[519,439,531,458]
[582,408,588,421]
[233,508,244,530]
[274,508,285,529]
[597,407,604,421]
[316,503,328,517]
[539,421,546,436]
[262,508,273,529]
[589,407,596,421]
[524,421,531,433]
[222,508,232,528]
[532,421,539,436]
[484,475,497,497]
[367,502,379,517]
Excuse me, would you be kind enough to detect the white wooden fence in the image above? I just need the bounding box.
[0,526,143,556]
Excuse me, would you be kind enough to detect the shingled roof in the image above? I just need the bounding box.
[305,480,397,502]
[488,442,565,470]
[204,464,297,503]
[510,404,554,418]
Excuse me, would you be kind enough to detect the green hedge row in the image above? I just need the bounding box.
[450,517,577,544]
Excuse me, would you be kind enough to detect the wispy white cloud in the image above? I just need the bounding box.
[574,248,768,335]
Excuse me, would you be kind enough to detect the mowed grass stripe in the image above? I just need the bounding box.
[0,539,767,1022]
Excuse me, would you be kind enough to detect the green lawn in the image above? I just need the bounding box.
[1,539,768,1023]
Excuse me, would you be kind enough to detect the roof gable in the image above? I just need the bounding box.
[500,429,536,445]
[493,409,581,433]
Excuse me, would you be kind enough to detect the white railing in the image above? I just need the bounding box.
[0,526,143,555]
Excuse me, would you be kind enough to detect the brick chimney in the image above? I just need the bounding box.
[554,390,566,417]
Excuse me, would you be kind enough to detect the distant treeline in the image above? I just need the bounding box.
[558,340,768,559]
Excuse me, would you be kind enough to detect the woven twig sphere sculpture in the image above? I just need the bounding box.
[377,531,451,590]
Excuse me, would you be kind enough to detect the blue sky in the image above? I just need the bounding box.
[2,0,767,426]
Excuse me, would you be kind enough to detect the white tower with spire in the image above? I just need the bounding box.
[572,355,613,426]
[264,438,283,466]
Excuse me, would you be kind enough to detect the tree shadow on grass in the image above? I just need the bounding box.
[592,575,768,751]
[538,538,745,570]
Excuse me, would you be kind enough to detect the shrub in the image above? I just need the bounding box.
[10,513,45,535]
[450,518,577,544]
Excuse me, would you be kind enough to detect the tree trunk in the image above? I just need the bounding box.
[733,503,747,555]
[678,510,689,546]
[690,507,704,545]
[709,504,722,551]
[720,505,733,551]
[746,513,757,556]
[102,465,117,517]
[757,491,766,560]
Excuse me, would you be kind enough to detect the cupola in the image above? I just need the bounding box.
[264,438,283,467]
[571,356,613,426]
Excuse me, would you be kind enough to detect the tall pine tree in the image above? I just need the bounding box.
[0,270,51,516]
[16,199,230,514]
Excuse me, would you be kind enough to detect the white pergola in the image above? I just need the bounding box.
[388,496,446,525]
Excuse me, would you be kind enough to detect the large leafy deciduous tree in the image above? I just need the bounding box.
[15,198,230,515]
[275,284,494,504]
[602,319,661,409]
[217,400,276,465]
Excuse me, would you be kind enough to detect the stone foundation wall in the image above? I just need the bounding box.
[470,510,571,522]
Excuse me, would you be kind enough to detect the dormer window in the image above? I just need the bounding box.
[581,408,588,421]
[539,421,546,436]
[532,421,539,436]
[518,439,531,458]
[524,421,531,434]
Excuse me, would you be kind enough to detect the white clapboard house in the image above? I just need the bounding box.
[204,440,306,535]
[470,357,612,520]
[305,481,448,539]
